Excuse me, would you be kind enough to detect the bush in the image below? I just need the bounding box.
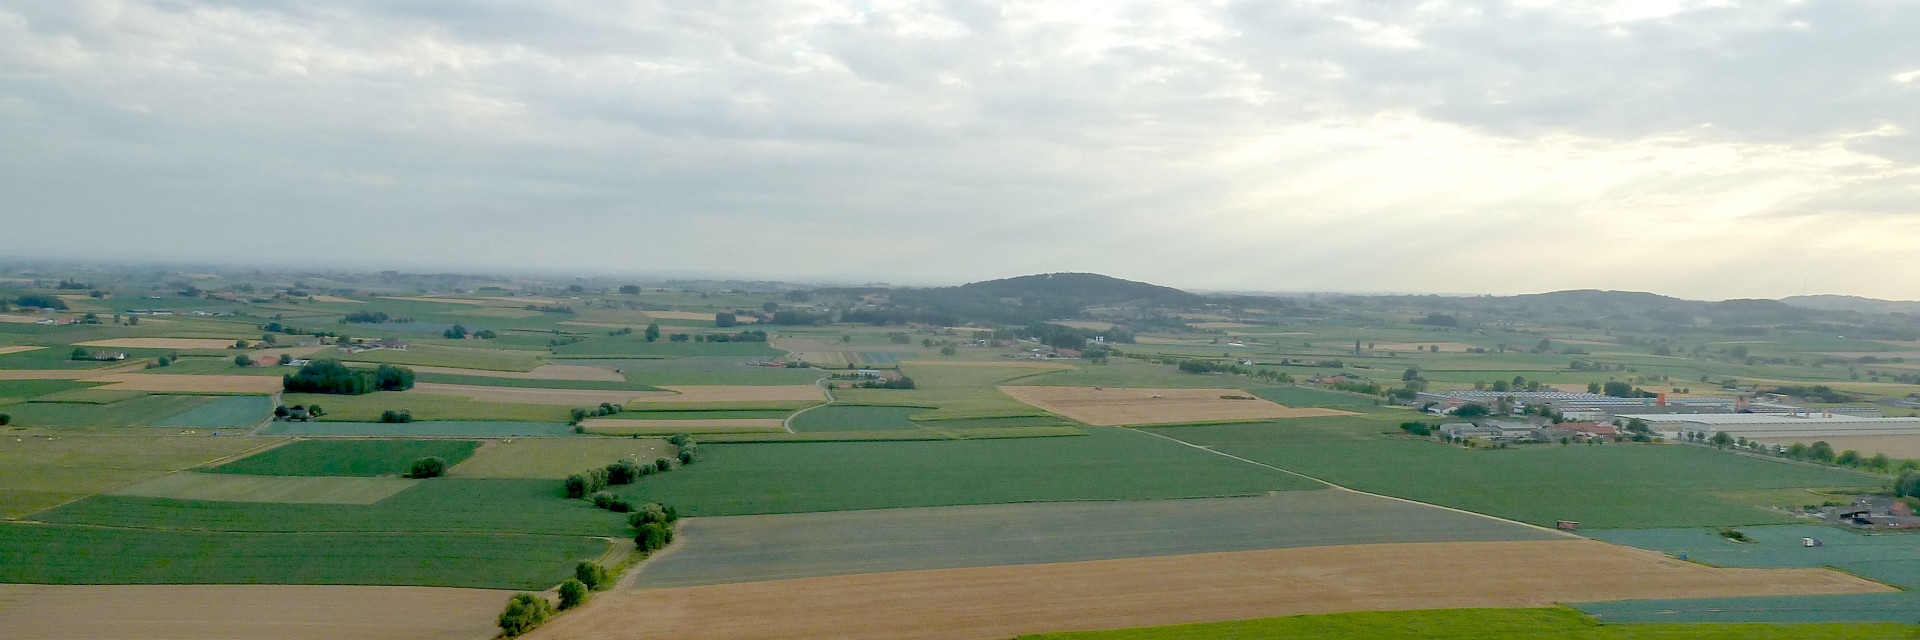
[233,354,252,367]
[497,592,554,637]
[668,434,692,447]
[378,409,413,424]
[557,579,590,610]
[636,522,674,552]
[607,459,643,485]
[628,503,674,527]
[1398,422,1432,436]
[576,561,610,590]
[13,294,66,310]
[653,458,672,473]
[678,449,699,465]
[0,414,9,426]
[564,474,590,499]
[566,469,611,499]
[407,456,446,478]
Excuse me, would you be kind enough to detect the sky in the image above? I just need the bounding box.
[2,1,1917,300]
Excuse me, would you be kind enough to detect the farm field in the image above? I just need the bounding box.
[0,523,605,589]
[449,438,675,478]
[1011,607,1920,640]
[107,472,419,504]
[633,491,1558,588]
[406,382,660,406]
[0,345,44,355]
[281,391,573,422]
[581,418,786,435]
[1754,434,1920,460]
[208,439,481,476]
[147,394,274,428]
[834,363,1058,419]
[84,373,284,393]
[551,337,781,357]
[1155,425,1880,528]
[999,385,1357,426]
[407,363,625,381]
[0,394,219,429]
[259,420,576,437]
[1248,385,1382,408]
[38,477,629,536]
[0,584,508,640]
[324,344,547,372]
[0,378,98,402]
[789,405,926,432]
[527,540,1886,640]
[76,337,248,349]
[610,426,1318,516]
[0,435,277,518]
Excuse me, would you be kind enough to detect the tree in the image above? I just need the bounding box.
[637,522,674,552]
[1490,379,1510,392]
[378,409,413,423]
[444,324,467,339]
[408,456,446,478]
[497,592,554,637]
[940,345,957,356]
[278,353,293,365]
[619,285,641,295]
[0,414,9,426]
[1587,382,1602,394]
[654,458,671,473]
[575,561,610,590]
[308,404,323,417]
[1452,403,1490,418]
[607,459,643,485]
[1602,381,1634,397]
[13,294,65,310]
[644,323,660,342]
[234,354,252,367]
[715,312,736,327]
[70,347,87,360]
[274,405,290,419]
[1402,367,1420,381]
[1808,441,1836,463]
[1710,431,1733,449]
[557,579,590,610]
[1898,471,1920,499]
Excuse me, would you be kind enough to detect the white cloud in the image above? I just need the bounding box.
[0,0,1916,299]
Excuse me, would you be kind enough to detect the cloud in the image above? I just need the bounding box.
[0,0,1916,299]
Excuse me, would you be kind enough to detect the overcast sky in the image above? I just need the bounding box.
[2,1,1916,299]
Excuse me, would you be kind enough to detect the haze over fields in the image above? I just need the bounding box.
[4,1,1920,299]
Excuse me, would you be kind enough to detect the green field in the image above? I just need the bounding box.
[281,391,571,422]
[207,439,481,477]
[1010,607,1918,640]
[449,438,675,478]
[1016,360,1265,389]
[834,363,1057,419]
[610,426,1322,516]
[1155,423,1880,528]
[789,405,924,432]
[552,337,782,357]
[1249,385,1382,408]
[636,491,1554,588]
[0,395,217,429]
[107,472,419,504]
[0,379,100,403]
[259,420,577,437]
[37,477,628,536]
[319,344,546,371]
[0,435,278,518]
[0,523,606,589]
[148,395,275,428]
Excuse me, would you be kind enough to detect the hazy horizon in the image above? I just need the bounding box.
[4,1,1916,300]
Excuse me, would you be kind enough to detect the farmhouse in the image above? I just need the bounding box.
[1439,420,1545,442]
[1544,422,1617,441]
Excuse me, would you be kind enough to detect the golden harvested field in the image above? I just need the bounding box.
[0,584,507,640]
[998,386,1357,426]
[580,418,786,434]
[0,314,49,324]
[77,338,249,350]
[406,383,659,406]
[409,364,626,382]
[649,385,826,404]
[531,539,1883,640]
[912,360,1078,370]
[1754,435,1920,459]
[1049,320,1114,331]
[306,295,362,303]
[0,345,46,355]
[84,374,283,394]
[1188,322,1262,329]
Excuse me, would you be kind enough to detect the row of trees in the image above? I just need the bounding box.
[282,360,415,395]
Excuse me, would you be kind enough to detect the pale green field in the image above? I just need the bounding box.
[106,472,418,504]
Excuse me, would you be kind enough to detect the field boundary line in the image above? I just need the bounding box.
[13,436,297,521]
[1120,427,1580,539]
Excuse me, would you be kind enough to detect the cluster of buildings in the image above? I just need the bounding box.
[1437,420,1618,443]
[1417,390,1920,445]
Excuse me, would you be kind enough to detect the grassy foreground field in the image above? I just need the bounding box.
[0,523,605,589]
[1155,421,1879,529]
[1009,607,1919,640]
[207,439,480,476]
[612,426,1321,516]
[0,435,279,518]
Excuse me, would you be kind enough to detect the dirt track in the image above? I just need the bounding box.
[528,539,1889,640]
[0,584,508,640]
[999,386,1356,426]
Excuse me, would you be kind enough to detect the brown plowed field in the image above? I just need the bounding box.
[0,345,45,355]
[83,373,284,393]
[407,382,660,405]
[0,583,508,640]
[527,540,1888,640]
[999,386,1357,426]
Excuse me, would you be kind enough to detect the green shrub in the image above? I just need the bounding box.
[606,459,643,485]
[628,503,675,528]
[575,561,610,590]
[557,578,590,610]
[636,522,674,552]
[678,449,698,465]
[378,409,413,424]
[668,434,692,447]
[653,458,671,473]
[407,456,446,478]
[497,592,554,637]
[0,413,10,426]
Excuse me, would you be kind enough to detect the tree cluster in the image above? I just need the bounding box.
[497,593,554,637]
[282,360,414,395]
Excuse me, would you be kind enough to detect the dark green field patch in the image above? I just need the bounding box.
[0,379,101,402]
[790,405,923,432]
[610,426,1322,516]
[36,477,627,536]
[1249,385,1382,408]
[149,395,275,429]
[0,523,605,590]
[1152,429,1878,529]
[206,439,481,477]
[552,337,781,358]
[0,395,216,429]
